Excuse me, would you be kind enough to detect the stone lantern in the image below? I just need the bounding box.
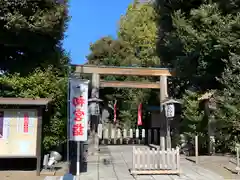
[162,98,182,149]
[88,96,103,133]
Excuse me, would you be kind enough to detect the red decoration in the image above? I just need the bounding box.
[137,103,142,126]
[23,113,29,133]
[72,123,84,136]
[114,101,117,123]
[74,109,85,121]
[72,96,85,107]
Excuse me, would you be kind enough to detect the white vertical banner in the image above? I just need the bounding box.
[69,78,89,141]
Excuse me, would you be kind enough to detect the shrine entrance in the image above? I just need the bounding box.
[72,65,174,151]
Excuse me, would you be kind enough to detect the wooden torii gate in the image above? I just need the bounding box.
[73,65,174,150]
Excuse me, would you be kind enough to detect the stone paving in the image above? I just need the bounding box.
[78,145,225,180]
[0,145,229,180]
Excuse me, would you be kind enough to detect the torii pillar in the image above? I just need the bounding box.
[90,73,100,152]
[160,75,168,150]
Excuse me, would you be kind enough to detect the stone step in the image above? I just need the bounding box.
[40,169,56,176]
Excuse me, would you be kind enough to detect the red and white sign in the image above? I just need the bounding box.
[69,78,89,141]
[113,101,117,123]
[23,113,29,133]
[137,103,142,126]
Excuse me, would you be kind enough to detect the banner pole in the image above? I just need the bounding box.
[77,141,81,176]
[67,66,71,169]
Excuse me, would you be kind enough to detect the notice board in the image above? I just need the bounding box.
[0,109,38,157]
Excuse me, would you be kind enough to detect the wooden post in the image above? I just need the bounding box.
[142,129,145,144]
[130,129,133,144]
[237,147,240,166]
[36,108,43,176]
[103,129,108,145]
[208,114,215,155]
[117,128,122,144]
[195,135,199,164]
[111,128,116,144]
[136,128,140,144]
[237,147,240,175]
[123,129,127,144]
[160,76,168,150]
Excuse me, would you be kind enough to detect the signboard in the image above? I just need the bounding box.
[0,109,38,157]
[69,78,89,141]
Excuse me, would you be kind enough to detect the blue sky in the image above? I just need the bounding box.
[63,0,132,64]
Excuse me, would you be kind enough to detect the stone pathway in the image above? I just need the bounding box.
[45,145,225,180]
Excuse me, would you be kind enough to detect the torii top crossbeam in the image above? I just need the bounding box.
[73,65,175,76]
[72,65,174,90]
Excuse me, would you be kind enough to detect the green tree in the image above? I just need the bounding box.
[181,90,209,151]
[0,0,69,74]
[87,1,160,128]
[215,53,240,152]
[118,1,161,127]
[87,37,134,66]
[156,0,240,153]
[181,91,204,136]
[119,1,160,67]
[156,1,240,96]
